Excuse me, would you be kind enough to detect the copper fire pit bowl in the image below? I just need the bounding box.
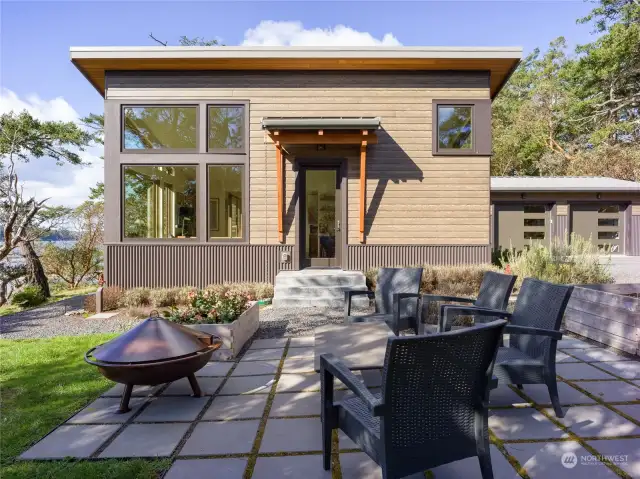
[85,313,222,413]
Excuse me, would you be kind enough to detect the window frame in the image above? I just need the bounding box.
[432,99,491,156]
[121,104,200,153]
[120,163,200,242]
[207,104,248,155]
[206,163,249,243]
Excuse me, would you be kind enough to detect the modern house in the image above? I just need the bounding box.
[70,46,639,292]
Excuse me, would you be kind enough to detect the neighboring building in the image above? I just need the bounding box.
[491,177,640,255]
[71,46,522,287]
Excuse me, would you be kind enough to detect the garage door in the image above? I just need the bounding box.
[495,203,550,251]
[571,204,623,254]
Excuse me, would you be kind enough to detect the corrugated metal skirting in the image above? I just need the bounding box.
[631,215,640,256]
[105,244,294,288]
[346,245,491,271]
[555,215,569,243]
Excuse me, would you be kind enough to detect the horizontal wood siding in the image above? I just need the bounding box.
[564,287,640,354]
[347,245,490,271]
[105,244,294,288]
[107,71,491,247]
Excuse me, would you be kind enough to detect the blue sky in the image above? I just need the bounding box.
[0,0,598,206]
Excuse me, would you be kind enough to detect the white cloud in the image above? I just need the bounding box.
[1,89,104,208]
[242,21,401,47]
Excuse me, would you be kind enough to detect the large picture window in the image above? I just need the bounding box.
[208,165,244,239]
[123,165,197,239]
[123,106,197,150]
[208,105,245,152]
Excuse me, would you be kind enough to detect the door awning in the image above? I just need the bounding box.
[262,117,381,131]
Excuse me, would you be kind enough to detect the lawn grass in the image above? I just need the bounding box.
[0,335,169,479]
[0,285,97,317]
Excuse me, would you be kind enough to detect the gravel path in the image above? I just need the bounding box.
[0,295,140,339]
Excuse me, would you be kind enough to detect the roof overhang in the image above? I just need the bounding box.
[70,46,522,98]
[491,177,640,193]
[262,117,381,131]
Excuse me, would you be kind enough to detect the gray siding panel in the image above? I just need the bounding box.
[105,244,294,288]
[346,245,490,271]
[556,215,568,243]
[630,215,640,256]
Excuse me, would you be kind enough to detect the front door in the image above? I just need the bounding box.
[301,167,342,267]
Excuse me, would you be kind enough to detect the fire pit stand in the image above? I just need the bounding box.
[84,314,222,413]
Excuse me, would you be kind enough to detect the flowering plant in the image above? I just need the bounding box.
[163,288,252,324]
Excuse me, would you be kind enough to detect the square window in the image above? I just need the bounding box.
[208,106,245,151]
[123,165,197,239]
[209,166,244,239]
[123,106,197,150]
[437,105,473,150]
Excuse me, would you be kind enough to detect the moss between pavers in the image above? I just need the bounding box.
[489,430,531,479]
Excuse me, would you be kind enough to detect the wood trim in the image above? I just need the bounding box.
[360,138,367,243]
[268,132,377,145]
[275,141,284,243]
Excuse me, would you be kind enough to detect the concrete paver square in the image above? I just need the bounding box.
[556,351,581,363]
[574,380,640,403]
[100,423,189,458]
[232,360,280,376]
[218,375,274,395]
[102,383,160,397]
[179,420,260,455]
[252,455,331,479]
[359,369,382,388]
[165,458,247,479]
[282,356,316,373]
[286,348,314,359]
[161,377,223,396]
[20,424,119,459]
[196,362,234,377]
[565,348,632,363]
[519,382,596,406]
[339,452,424,479]
[203,394,268,420]
[489,408,565,440]
[558,338,598,349]
[270,392,320,417]
[242,348,285,361]
[587,438,640,478]
[550,405,640,438]
[250,338,288,349]
[276,373,321,392]
[506,441,616,478]
[490,385,530,407]
[135,396,208,422]
[427,445,518,479]
[613,404,640,422]
[67,397,146,424]
[260,417,322,453]
[289,337,315,348]
[591,361,640,380]
[556,363,616,380]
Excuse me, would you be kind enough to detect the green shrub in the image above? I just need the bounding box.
[149,288,179,307]
[175,286,198,306]
[9,285,46,308]
[505,234,613,288]
[120,288,151,308]
[253,282,274,300]
[83,286,124,313]
[163,288,250,324]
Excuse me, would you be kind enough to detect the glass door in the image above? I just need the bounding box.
[303,168,341,267]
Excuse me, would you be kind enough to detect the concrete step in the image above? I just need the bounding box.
[274,285,363,298]
[274,270,366,288]
[272,296,370,309]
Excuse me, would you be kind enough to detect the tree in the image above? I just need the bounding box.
[149,33,223,47]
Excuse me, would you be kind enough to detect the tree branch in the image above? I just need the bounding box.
[149,32,168,46]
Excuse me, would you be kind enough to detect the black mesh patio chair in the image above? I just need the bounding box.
[440,278,574,418]
[425,271,516,334]
[320,319,508,479]
[344,267,423,335]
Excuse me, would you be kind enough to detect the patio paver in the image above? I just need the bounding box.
[558,338,599,349]
[556,363,616,380]
[270,392,320,417]
[549,405,640,437]
[260,417,322,453]
[252,455,331,478]
[20,424,119,459]
[289,336,315,348]
[101,383,160,397]
[232,360,280,376]
[179,420,261,455]
[427,445,518,479]
[202,394,268,420]
[573,380,640,402]
[612,403,640,422]
[518,382,596,406]
[249,338,289,349]
[489,408,566,440]
[276,373,321,392]
[100,423,189,458]
[564,348,632,363]
[161,377,224,396]
[505,441,616,478]
[242,348,285,361]
[218,375,275,395]
[196,361,234,377]
[489,385,529,407]
[67,397,146,424]
[135,396,209,422]
[165,458,248,479]
[587,438,640,478]
[339,452,424,479]
[282,356,316,373]
[591,361,640,380]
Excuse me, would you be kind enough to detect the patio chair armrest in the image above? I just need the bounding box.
[344,290,375,317]
[421,294,476,304]
[505,325,563,340]
[388,293,421,334]
[439,305,512,332]
[320,353,384,416]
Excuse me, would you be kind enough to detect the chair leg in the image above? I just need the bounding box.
[322,418,332,470]
[516,384,523,390]
[478,452,494,479]
[547,379,564,418]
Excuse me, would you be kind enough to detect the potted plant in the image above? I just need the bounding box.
[163,288,259,359]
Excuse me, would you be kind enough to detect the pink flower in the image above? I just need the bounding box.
[505,264,512,275]
[188,291,196,299]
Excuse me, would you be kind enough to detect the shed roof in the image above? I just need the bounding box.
[491,176,640,193]
[69,46,522,98]
[262,117,381,130]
